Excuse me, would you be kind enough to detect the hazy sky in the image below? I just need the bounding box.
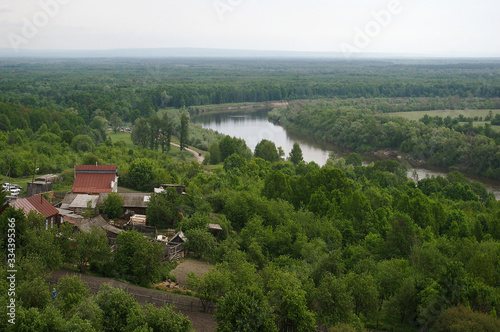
[1,0,499,56]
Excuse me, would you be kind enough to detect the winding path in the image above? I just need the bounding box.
[171,143,205,164]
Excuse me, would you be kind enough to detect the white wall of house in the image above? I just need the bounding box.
[111,176,119,193]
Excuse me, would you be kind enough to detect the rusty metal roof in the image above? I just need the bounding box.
[76,165,117,172]
[10,194,58,219]
[72,173,116,194]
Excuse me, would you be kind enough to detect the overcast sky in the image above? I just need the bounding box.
[1,0,499,56]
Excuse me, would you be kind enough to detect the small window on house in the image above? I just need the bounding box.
[45,219,48,230]
[51,217,54,228]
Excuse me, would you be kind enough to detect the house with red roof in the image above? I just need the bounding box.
[72,165,118,195]
[10,194,60,229]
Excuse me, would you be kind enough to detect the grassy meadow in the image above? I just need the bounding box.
[389,109,500,132]
[388,109,500,121]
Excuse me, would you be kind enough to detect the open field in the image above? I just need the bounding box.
[473,121,500,132]
[108,131,201,163]
[108,131,135,149]
[388,109,500,132]
[170,259,215,288]
[388,109,500,121]
[193,100,288,114]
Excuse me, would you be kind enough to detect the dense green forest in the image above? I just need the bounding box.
[1,59,500,119]
[2,58,500,331]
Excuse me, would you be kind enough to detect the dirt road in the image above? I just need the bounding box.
[171,142,205,164]
[171,260,215,288]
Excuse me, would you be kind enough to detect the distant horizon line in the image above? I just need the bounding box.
[0,47,499,59]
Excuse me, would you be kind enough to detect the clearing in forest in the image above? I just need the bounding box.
[388,109,500,121]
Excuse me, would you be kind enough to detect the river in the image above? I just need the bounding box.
[192,109,500,199]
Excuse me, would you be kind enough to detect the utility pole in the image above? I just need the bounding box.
[8,155,11,186]
[2,156,10,186]
[32,157,37,183]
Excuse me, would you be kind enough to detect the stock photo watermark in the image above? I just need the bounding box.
[7,0,70,52]
[6,217,17,325]
[340,0,404,58]
[213,0,244,21]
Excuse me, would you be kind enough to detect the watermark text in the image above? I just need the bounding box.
[8,0,70,52]
[6,217,17,324]
[340,0,404,58]
[213,0,244,21]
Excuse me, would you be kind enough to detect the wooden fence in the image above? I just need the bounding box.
[48,279,211,314]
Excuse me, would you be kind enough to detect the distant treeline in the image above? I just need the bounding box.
[1,59,500,125]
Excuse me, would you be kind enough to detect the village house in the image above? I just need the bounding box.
[10,194,60,229]
[57,209,84,225]
[57,193,98,219]
[57,193,81,222]
[72,165,118,195]
[68,194,99,215]
[74,215,122,244]
[96,192,151,216]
